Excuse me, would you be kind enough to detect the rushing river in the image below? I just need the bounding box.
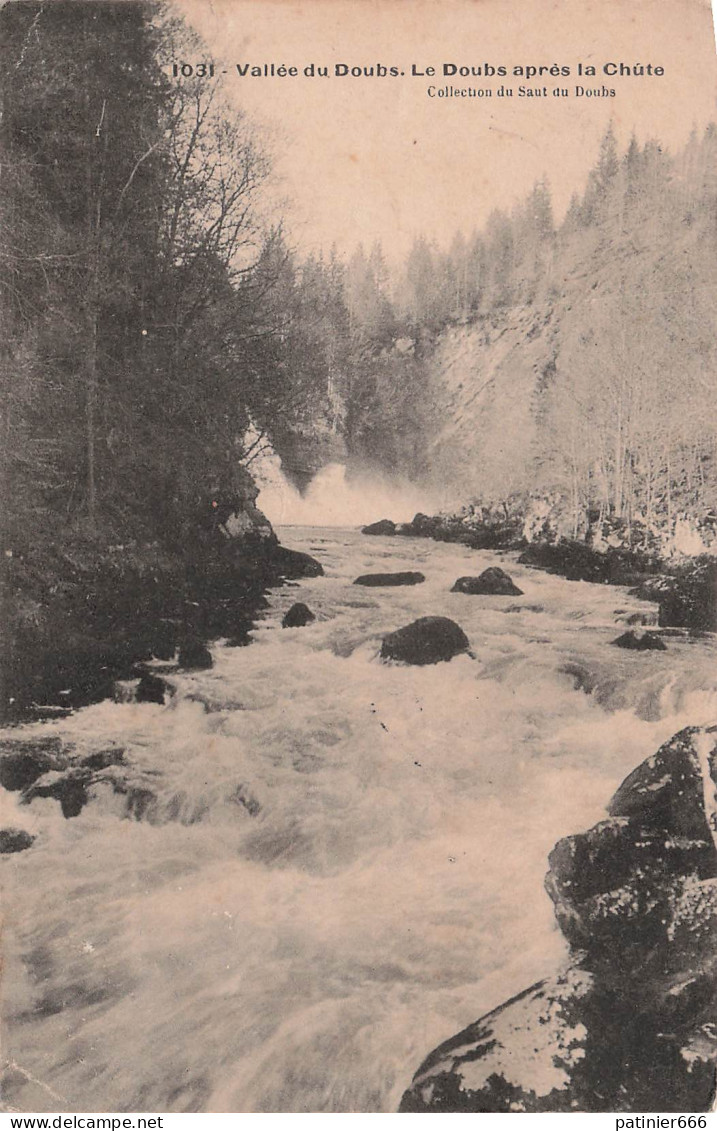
[3,527,717,1113]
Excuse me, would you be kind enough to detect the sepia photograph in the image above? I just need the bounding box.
[1,0,717,1115]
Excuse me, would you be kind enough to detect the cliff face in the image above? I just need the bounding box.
[425,306,556,502]
[399,726,717,1113]
[421,215,716,526]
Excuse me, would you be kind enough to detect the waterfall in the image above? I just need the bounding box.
[251,443,444,527]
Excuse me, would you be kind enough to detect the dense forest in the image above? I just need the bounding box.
[1,0,716,561]
[0,1,311,546]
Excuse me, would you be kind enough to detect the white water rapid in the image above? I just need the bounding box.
[3,526,717,1112]
[254,454,445,527]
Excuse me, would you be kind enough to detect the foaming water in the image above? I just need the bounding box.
[255,455,443,526]
[3,529,717,1112]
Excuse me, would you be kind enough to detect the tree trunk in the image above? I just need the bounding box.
[85,95,108,530]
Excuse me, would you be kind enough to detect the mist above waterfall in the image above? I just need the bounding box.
[254,450,446,527]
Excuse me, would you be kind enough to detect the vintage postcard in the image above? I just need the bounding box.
[1,0,717,1116]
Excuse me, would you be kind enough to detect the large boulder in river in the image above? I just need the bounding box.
[362,519,396,536]
[282,602,315,628]
[451,568,523,596]
[0,828,35,854]
[612,629,667,651]
[608,725,717,840]
[0,737,65,792]
[135,672,174,703]
[354,571,425,587]
[272,545,324,579]
[198,468,275,548]
[407,513,442,537]
[23,768,89,818]
[399,953,717,1113]
[398,725,717,1112]
[381,617,470,665]
[634,558,717,632]
[545,817,714,967]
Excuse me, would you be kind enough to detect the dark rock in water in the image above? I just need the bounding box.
[178,638,213,670]
[395,523,416,536]
[80,747,126,771]
[362,519,396,536]
[399,958,717,1113]
[136,672,174,703]
[282,602,316,628]
[272,545,324,579]
[0,828,36,854]
[451,568,523,596]
[20,747,155,821]
[544,724,717,992]
[400,967,594,1113]
[396,509,524,550]
[407,513,441,537]
[634,559,717,633]
[0,738,64,792]
[23,769,88,818]
[381,617,470,665]
[354,571,425,587]
[545,817,715,966]
[398,725,717,1112]
[612,629,667,651]
[608,725,717,841]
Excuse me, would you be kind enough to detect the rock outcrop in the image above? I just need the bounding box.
[612,630,667,652]
[380,616,470,665]
[354,572,425,587]
[0,829,35,854]
[282,602,316,628]
[393,507,525,549]
[362,519,396,536]
[362,508,716,633]
[23,768,89,818]
[272,545,324,579]
[452,568,523,596]
[0,737,157,822]
[633,559,717,633]
[399,725,717,1112]
[0,736,64,792]
[386,503,717,634]
[135,672,174,703]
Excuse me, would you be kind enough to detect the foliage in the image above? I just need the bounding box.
[0,1,301,547]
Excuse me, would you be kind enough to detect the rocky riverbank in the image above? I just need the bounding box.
[2,476,322,723]
[399,725,717,1112]
[363,507,717,633]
